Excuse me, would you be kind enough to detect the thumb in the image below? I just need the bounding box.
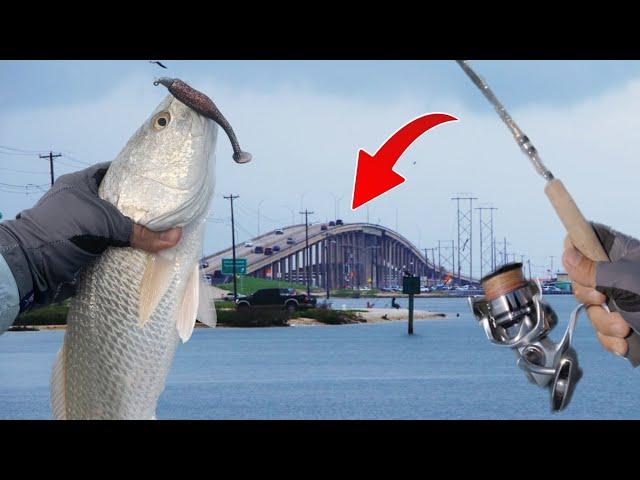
[131,224,182,253]
[562,246,596,288]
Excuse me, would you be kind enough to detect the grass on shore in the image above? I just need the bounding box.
[330,288,380,298]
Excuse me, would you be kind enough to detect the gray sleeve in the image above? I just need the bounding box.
[592,222,640,333]
[0,253,20,335]
[0,162,133,310]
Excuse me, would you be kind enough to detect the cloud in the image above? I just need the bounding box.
[2,69,640,278]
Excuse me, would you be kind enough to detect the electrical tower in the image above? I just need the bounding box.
[424,247,437,286]
[437,240,455,285]
[451,195,477,282]
[476,206,497,279]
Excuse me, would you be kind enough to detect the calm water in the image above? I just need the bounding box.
[1,296,639,419]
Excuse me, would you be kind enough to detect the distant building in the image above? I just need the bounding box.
[555,272,572,292]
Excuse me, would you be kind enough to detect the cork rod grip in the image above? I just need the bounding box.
[544,178,609,262]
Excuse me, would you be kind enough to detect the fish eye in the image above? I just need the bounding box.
[152,111,171,130]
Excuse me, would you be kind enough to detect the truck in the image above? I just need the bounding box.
[236,288,317,313]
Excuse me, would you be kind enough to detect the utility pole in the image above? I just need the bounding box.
[527,259,532,280]
[299,209,314,296]
[451,195,477,284]
[503,237,508,266]
[224,194,240,300]
[39,151,62,187]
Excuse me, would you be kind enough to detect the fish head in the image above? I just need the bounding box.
[101,93,218,230]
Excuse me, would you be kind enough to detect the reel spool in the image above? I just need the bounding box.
[469,263,583,412]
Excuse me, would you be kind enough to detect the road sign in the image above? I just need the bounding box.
[221,258,247,275]
[402,276,420,295]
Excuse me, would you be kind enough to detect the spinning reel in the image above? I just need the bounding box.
[468,263,590,412]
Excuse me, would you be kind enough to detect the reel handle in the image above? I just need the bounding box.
[545,178,640,367]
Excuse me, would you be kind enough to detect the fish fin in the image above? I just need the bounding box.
[176,264,200,343]
[197,275,217,328]
[139,252,175,327]
[50,341,67,420]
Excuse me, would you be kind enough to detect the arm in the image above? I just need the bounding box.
[0,162,182,336]
[0,254,19,335]
[562,223,640,357]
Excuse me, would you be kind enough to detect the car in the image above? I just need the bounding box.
[223,292,247,301]
[236,288,317,313]
[335,219,344,225]
[328,221,336,226]
[272,245,281,252]
[286,237,295,245]
[320,224,328,231]
[244,241,254,247]
[264,247,273,255]
[275,228,284,235]
[199,261,209,269]
[254,246,264,254]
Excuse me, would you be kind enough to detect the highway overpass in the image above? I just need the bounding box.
[202,222,476,289]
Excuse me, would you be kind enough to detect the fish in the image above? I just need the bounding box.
[50,78,250,419]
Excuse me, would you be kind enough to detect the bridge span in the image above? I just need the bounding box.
[202,222,475,289]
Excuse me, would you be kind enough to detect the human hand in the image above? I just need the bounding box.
[0,162,181,311]
[562,223,640,357]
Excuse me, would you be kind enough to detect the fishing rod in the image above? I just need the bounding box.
[458,60,640,411]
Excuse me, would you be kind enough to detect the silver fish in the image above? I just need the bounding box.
[50,80,249,419]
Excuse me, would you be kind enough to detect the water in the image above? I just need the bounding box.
[1,296,639,419]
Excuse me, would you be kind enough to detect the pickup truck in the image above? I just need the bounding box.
[236,288,317,312]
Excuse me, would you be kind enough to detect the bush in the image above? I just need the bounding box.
[14,303,69,326]
[217,306,291,327]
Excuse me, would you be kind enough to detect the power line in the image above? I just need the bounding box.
[0,167,50,175]
[0,145,49,154]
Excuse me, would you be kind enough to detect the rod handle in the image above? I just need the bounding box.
[544,178,608,262]
[544,178,640,367]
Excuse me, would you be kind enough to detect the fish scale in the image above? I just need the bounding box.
[63,247,181,419]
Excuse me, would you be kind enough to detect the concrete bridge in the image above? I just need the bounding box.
[202,222,475,289]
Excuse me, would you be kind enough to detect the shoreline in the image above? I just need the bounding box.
[10,308,448,330]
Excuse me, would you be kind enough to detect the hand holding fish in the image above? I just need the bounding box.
[562,223,640,357]
[0,162,181,314]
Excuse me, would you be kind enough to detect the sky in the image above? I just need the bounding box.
[2,60,640,279]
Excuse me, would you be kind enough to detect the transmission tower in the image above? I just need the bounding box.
[451,195,477,282]
[476,206,497,279]
[437,240,455,284]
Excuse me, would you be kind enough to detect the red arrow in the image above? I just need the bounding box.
[351,113,458,210]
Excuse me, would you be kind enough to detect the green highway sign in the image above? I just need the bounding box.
[221,258,247,275]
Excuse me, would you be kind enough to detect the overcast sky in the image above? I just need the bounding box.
[2,60,640,279]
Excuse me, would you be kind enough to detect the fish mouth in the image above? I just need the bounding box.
[154,78,252,165]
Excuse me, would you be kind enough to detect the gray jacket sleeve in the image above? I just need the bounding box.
[0,253,19,335]
[593,223,640,333]
[0,162,133,313]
